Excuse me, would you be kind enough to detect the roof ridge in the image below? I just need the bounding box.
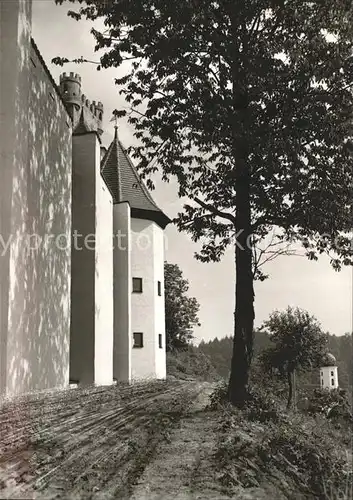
[116,131,123,201]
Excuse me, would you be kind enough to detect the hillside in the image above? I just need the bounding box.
[0,379,351,499]
[198,332,353,389]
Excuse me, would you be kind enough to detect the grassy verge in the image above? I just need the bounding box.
[208,381,352,500]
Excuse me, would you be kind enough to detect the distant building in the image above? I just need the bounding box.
[320,353,339,390]
[0,0,170,397]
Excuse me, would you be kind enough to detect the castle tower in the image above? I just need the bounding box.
[59,74,104,134]
[101,127,171,381]
[59,72,82,126]
[320,353,339,390]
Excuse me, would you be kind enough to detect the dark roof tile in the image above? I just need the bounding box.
[101,128,171,229]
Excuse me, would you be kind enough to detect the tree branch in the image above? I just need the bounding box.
[193,197,236,223]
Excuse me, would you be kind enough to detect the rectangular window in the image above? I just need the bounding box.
[158,334,163,349]
[157,281,162,296]
[132,277,143,293]
[133,332,143,348]
[331,378,335,386]
[321,379,324,386]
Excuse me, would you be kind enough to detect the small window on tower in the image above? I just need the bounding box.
[157,281,162,296]
[158,334,163,349]
[133,333,143,348]
[331,378,335,386]
[132,278,143,293]
[321,379,324,386]
[331,371,334,377]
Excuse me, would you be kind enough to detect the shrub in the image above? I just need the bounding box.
[298,388,353,430]
[262,420,352,498]
[166,346,219,382]
[214,402,352,499]
[207,380,229,410]
[244,383,283,423]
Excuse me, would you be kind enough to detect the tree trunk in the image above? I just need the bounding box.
[287,371,293,409]
[228,158,255,407]
[227,11,254,407]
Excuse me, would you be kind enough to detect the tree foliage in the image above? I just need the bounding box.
[164,261,200,351]
[259,307,328,408]
[55,0,353,405]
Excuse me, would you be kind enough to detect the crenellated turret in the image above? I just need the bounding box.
[59,72,82,124]
[59,73,104,135]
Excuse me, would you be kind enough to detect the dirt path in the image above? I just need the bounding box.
[1,380,222,499]
[128,382,231,500]
[0,381,201,499]
[0,380,240,499]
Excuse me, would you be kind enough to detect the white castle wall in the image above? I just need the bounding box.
[131,218,165,380]
[153,223,166,379]
[0,0,72,395]
[94,148,114,385]
[113,203,132,382]
[70,132,113,386]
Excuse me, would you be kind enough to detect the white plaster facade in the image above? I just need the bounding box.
[94,145,114,386]
[113,203,132,382]
[0,0,72,396]
[0,0,169,397]
[70,133,114,387]
[131,219,166,380]
[320,366,339,390]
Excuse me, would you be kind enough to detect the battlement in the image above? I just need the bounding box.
[81,94,104,120]
[60,72,82,83]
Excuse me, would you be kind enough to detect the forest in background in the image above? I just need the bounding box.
[197,331,353,389]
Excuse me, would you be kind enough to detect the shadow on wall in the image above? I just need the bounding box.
[6,38,72,395]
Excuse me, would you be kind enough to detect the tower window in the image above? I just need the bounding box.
[331,378,335,386]
[133,333,143,348]
[321,379,324,386]
[157,281,162,296]
[158,334,163,349]
[331,371,334,376]
[132,277,143,293]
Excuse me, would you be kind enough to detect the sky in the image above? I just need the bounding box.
[31,0,352,342]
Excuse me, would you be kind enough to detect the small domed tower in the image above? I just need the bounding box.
[59,72,82,126]
[320,353,339,390]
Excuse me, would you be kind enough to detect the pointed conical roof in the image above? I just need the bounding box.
[101,128,171,229]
